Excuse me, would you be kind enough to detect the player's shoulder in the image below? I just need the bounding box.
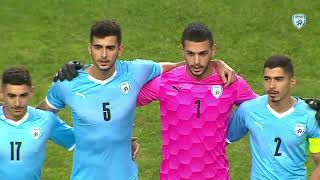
[155,65,186,84]
[52,65,91,88]
[119,59,158,67]
[238,95,266,112]
[233,74,250,85]
[116,59,158,74]
[27,106,56,121]
[220,74,251,91]
[163,65,186,76]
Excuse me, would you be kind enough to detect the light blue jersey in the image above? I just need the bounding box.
[0,106,74,180]
[46,60,162,180]
[227,95,320,180]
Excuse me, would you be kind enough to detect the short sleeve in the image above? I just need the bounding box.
[129,60,162,86]
[227,101,250,143]
[306,112,320,139]
[46,81,68,110]
[49,114,75,151]
[305,110,320,152]
[136,76,161,106]
[234,76,257,106]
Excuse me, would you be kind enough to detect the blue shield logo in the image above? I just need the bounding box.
[292,14,306,30]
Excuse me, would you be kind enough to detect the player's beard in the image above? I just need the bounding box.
[92,59,116,75]
[269,96,280,102]
[267,91,280,102]
[188,63,211,79]
[5,105,27,121]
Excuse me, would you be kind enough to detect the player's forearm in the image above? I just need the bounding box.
[36,99,59,113]
[160,61,185,73]
[310,166,320,180]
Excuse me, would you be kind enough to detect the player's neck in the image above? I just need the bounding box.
[268,96,297,114]
[86,65,116,81]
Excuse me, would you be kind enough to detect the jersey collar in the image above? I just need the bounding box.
[267,98,298,119]
[87,70,117,85]
[1,111,30,126]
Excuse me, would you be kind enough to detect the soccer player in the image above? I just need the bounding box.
[227,55,320,180]
[0,66,75,180]
[36,20,235,180]
[137,23,257,179]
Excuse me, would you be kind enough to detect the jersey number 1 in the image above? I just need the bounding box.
[195,99,200,118]
[102,102,111,121]
[10,141,22,160]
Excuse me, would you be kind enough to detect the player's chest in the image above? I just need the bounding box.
[69,79,139,104]
[0,124,49,161]
[67,80,139,124]
[248,115,307,145]
[159,83,235,110]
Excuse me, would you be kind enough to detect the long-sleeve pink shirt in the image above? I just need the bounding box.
[137,66,257,180]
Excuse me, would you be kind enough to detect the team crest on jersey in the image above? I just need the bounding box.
[120,81,130,94]
[31,128,41,139]
[292,14,306,30]
[211,85,223,98]
[295,124,305,137]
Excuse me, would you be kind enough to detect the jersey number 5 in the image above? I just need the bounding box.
[102,102,111,121]
[274,137,282,156]
[10,141,22,160]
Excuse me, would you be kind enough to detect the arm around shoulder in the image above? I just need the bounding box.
[36,99,59,113]
[49,114,75,151]
[160,61,185,73]
[136,76,161,107]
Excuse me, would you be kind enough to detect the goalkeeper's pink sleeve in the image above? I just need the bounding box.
[136,76,161,106]
[234,76,258,106]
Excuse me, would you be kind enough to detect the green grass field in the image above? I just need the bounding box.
[1,0,319,179]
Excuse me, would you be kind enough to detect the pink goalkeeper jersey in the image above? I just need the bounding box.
[137,66,257,180]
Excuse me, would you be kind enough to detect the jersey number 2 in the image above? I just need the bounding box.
[10,141,22,160]
[274,137,282,156]
[102,102,111,121]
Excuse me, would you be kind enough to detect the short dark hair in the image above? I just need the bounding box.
[264,55,294,77]
[181,23,214,47]
[90,19,121,44]
[2,66,32,86]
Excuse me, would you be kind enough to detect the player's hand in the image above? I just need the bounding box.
[131,137,140,160]
[213,59,236,87]
[301,98,320,111]
[53,60,83,82]
[301,98,320,121]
